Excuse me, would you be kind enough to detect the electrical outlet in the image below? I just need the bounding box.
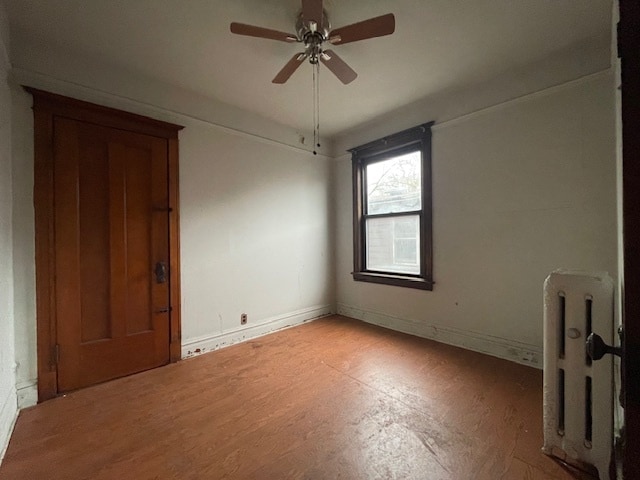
[241,313,247,325]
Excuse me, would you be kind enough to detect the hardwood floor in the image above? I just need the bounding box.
[1,315,594,479]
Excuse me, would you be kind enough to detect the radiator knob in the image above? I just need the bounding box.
[586,332,622,361]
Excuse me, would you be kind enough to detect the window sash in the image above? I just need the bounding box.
[364,150,422,216]
[365,214,421,275]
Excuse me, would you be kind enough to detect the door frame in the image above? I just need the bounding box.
[27,88,184,402]
[619,1,640,478]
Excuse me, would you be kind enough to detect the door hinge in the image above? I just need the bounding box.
[617,21,623,59]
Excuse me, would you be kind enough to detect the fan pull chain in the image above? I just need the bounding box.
[312,62,316,154]
[312,61,321,155]
[316,61,321,151]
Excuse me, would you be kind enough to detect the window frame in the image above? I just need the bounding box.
[350,122,434,290]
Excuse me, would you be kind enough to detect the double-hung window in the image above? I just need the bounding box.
[351,123,433,290]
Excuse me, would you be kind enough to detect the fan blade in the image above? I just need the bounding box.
[273,53,308,84]
[329,13,395,45]
[230,22,297,42]
[320,50,357,84]
[302,0,324,28]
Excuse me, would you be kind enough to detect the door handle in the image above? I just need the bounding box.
[586,326,625,407]
[155,262,168,284]
[586,326,624,361]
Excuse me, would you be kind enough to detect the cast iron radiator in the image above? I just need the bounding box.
[543,270,614,479]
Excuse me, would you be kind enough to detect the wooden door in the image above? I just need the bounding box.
[29,88,183,400]
[54,118,170,392]
[620,1,640,477]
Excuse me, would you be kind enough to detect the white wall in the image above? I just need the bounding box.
[8,31,332,157]
[179,123,334,354]
[331,35,611,156]
[9,49,335,405]
[335,72,617,366]
[11,86,35,408]
[0,1,17,459]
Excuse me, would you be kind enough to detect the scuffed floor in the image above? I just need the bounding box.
[0,316,595,479]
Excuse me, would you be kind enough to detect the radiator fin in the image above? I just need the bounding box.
[586,298,593,367]
[559,294,566,359]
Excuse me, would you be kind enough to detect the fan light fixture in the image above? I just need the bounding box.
[230,0,395,154]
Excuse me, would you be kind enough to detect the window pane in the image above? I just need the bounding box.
[366,151,421,215]
[366,215,420,274]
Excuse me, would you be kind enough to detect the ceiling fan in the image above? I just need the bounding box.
[230,0,395,85]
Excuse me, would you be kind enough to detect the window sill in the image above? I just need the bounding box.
[352,272,433,291]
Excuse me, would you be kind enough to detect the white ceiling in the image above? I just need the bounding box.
[3,0,611,138]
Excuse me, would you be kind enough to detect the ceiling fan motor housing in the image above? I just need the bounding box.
[296,10,330,63]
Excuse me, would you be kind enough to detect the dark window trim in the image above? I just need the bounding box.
[350,122,434,290]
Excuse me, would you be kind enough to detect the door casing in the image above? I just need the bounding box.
[619,1,640,477]
[28,88,184,402]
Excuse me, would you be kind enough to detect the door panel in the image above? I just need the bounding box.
[54,117,170,393]
[79,136,111,342]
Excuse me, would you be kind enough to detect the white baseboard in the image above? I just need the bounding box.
[182,304,333,359]
[0,387,18,464]
[16,381,37,409]
[337,303,542,368]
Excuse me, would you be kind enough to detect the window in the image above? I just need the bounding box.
[351,123,433,290]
